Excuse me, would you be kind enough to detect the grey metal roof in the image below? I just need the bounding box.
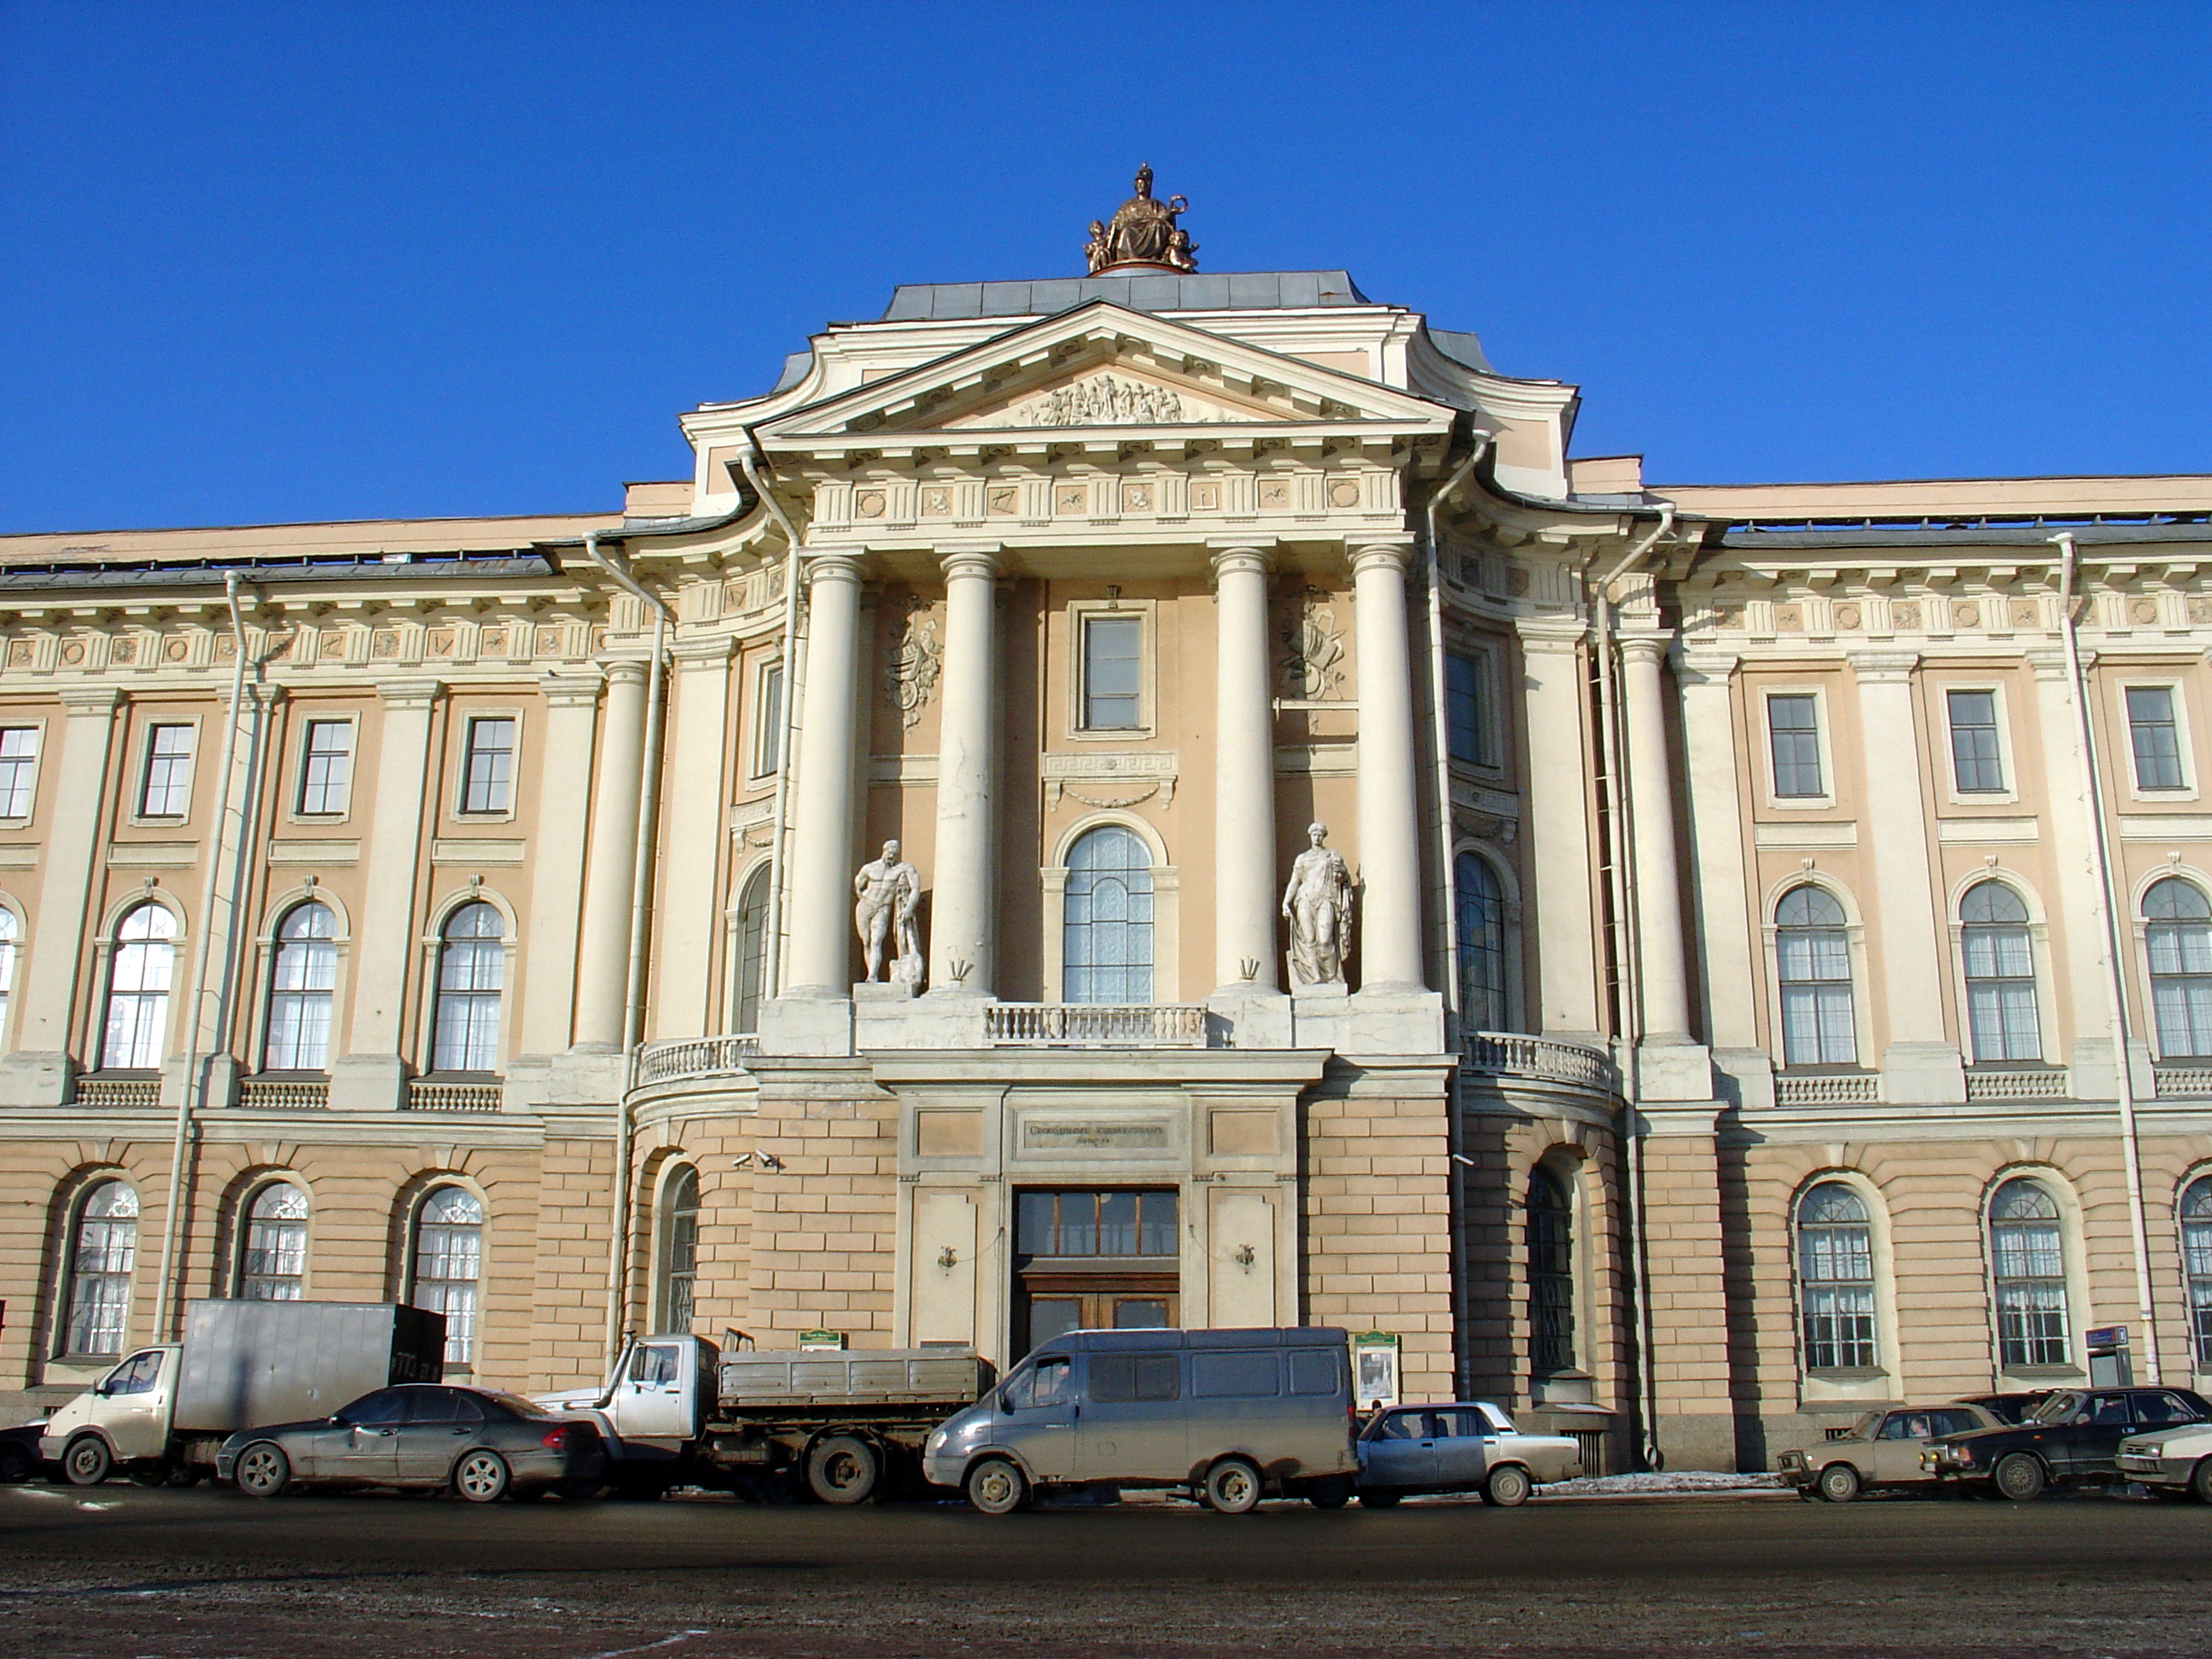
[0,551,558,591]
[1429,329,1492,374]
[1719,515,2212,550]
[877,271,1372,322]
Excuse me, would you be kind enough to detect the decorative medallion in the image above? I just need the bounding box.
[2192,598,2212,626]
[1054,484,1087,515]
[163,637,188,661]
[1953,602,1982,628]
[1891,601,1922,630]
[60,641,84,665]
[1832,602,1861,630]
[1713,606,1746,631]
[987,486,1017,515]
[480,627,509,655]
[2130,597,2158,626]
[5,641,31,667]
[1190,481,1220,511]
[427,629,456,656]
[109,635,137,664]
[920,486,952,517]
[536,626,562,655]
[1257,478,1291,509]
[1773,603,1802,632]
[1327,478,1361,508]
[372,629,401,658]
[1121,481,1152,513]
[854,490,886,519]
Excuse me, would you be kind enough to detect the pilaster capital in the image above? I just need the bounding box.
[376,677,445,710]
[2024,647,2075,683]
[937,543,1003,583]
[540,671,605,707]
[56,685,124,716]
[1848,649,1920,683]
[1674,650,1740,688]
[672,635,738,667]
[600,657,651,690]
[1513,615,1586,653]
[1347,536,1416,579]
[802,550,868,590]
[1617,634,1669,668]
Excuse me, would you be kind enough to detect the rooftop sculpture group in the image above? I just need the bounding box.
[1085,163,1197,275]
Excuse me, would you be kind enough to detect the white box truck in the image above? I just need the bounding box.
[40,1300,445,1486]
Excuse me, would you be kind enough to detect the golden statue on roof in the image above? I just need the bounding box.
[1086,164,1197,275]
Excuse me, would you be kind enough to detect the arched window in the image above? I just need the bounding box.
[1775,886,1855,1066]
[659,1167,701,1334]
[63,1180,137,1358]
[239,1182,309,1300]
[264,902,336,1072]
[101,903,177,1070]
[0,906,18,1040]
[1062,826,1152,1004]
[1989,1177,2069,1369]
[1796,1182,1877,1371]
[1526,1168,1574,1375]
[1455,853,1508,1033]
[731,867,770,1034]
[2145,878,2212,1058]
[432,902,504,1074]
[411,1186,483,1368]
[1961,882,2040,1061]
[2181,1177,2212,1368]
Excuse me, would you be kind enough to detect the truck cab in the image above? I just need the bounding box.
[40,1345,183,1483]
[535,1335,718,1463]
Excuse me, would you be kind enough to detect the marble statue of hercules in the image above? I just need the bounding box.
[1282,822,1354,987]
[854,839,922,984]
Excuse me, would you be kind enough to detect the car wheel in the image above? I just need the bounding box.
[1993,1452,2046,1502]
[127,1462,173,1487]
[1202,1457,1263,1515]
[452,1449,511,1504]
[1815,1463,1862,1504]
[233,1442,290,1499]
[62,1436,112,1487]
[1482,1464,1534,1508]
[806,1434,882,1505]
[0,1444,32,1484]
[1306,1476,1353,1510]
[166,1466,202,1488]
[1359,1489,1402,1509]
[2192,1458,2212,1504]
[963,1457,1028,1516]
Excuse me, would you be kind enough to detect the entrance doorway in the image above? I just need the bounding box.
[1013,1189,1179,1356]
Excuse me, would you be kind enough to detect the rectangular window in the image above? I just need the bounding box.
[296,720,353,816]
[1087,1352,1180,1404]
[1446,650,1493,766]
[459,718,516,814]
[0,726,38,818]
[753,661,785,775]
[137,725,195,817]
[1767,695,1824,798]
[1946,690,2005,793]
[1080,614,1143,730]
[1190,1350,1281,1399]
[2128,686,2186,791]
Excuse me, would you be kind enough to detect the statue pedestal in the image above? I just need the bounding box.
[853,983,986,1050]
[1289,983,1351,1051]
[1205,987,1294,1051]
[759,994,854,1058]
[1347,988,1446,1055]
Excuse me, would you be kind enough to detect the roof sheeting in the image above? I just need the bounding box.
[877,271,1372,322]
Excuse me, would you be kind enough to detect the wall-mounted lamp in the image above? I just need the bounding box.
[1233,1243,1256,1272]
[937,1247,958,1270]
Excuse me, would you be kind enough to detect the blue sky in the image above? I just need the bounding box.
[4,2,2209,533]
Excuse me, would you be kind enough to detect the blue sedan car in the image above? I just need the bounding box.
[1354,1403,1582,1508]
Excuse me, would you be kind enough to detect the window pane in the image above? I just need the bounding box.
[1062,826,1152,1003]
[754,663,784,775]
[241,1184,308,1300]
[1082,616,1143,730]
[1767,696,1824,797]
[298,720,353,815]
[462,718,516,813]
[1991,1183,2069,1368]
[139,725,194,816]
[1454,853,1508,1032]
[732,867,770,1033]
[0,725,38,817]
[66,1182,138,1356]
[2128,686,2185,791]
[414,1185,483,1365]
[1946,690,2004,793]
[1446,652,1490,765]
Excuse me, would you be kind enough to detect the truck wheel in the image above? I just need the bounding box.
[1202,1457,1264,1515]
[233,1442,290,1499]
[806,1435,882,1505]
[1359,1489,1401,1509]
[1994,1452,2046,1502]
[1482,1464,1534,1508]
[1815,1463,1861,1504]
[2192,1458,2212,1504]
[453,1449,511,1504]
[1306,1476,1352,1510]
[963,1457,1028,1516]
[62,1436,113,1487]
[128,1461,173,1487]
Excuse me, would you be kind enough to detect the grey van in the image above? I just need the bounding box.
[923,1326,1357,1514]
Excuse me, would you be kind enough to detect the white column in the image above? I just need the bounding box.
[572,660,647,1049]
[1211,543,1278,991]
[1620,637,1694,1045]
[521,672,602,1057]
[783,553,866,996]
[651,636,736,1036]
[930,545,999,996]
[1351,539,1426,992]
[1515,622,1602,1040]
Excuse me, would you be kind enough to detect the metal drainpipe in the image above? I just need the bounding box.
[2052,531,2163,1382]
[737,441,806,1004]
[153,571,253,1338]
[1587,502,1675,1468]
[580,530,671,1368]
[1423,431,1492,1399]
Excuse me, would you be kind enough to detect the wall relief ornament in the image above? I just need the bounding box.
[1085,163,1196,274]
[884,598,941,730]
[1278,590,1346,700]
[1013,374,1193,428]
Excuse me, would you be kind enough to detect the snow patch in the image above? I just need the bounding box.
[1541,1470,1785,1497]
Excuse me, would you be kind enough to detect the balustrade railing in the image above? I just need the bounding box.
[1461,1031,1615,1093]
[1775,1072,1880,1106]
[406,1080,503,1114]
[238,1076,330,1110]
[2155,1067,2212,1099]
[1964,1068,2070,1103]
[72,1076,160,1109]
[633,1033,761,1086]
[986,1004,1208,1047]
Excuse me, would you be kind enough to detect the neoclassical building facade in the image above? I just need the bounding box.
[5,216,2212,1471]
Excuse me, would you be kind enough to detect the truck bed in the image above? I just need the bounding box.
[717,1348,990,1410]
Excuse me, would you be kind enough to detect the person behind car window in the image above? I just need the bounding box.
[2089,1394,2132,1425]
[1004,1357,1071,1411]
[2134,1393,2190,1427]
[1374,1411,1427,1441]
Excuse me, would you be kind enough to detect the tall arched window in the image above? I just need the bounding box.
[411,1186,483,1368]
[2181,1177,2212,1368]
[2145,878,2212,1058]
[0,906,19,1041]
[1455,852,1508,1033]
[264,902,337,1071]
[101,903,177,1070]
[1526,1168,1575,1375]
[659,1167,701,1334]
[1775,886,1855,1066]
[432,902,504,1074]
[731,867,770,1034]
[239,1182,309,1300]
[1961,882,2040,1061]
[1062,826,1153,1003]
[1989,1177,2069,1369]
[63,1180,137,1358]
[1796,1182,1877,1371]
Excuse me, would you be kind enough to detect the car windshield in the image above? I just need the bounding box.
[1848,1411,1883,1439]
[473,1391,549,1419]
[2029,1392,2084,1424]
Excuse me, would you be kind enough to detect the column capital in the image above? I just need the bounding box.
[938,544,1003,582]
[672,635,737,667]
[802,550,869,589]
[1617,633,1669,667]
[1208,543,1274,582]
[599,657,651,688]
[1675,650,1740,687]
[55,684,123,716]
[1848,648,1920,683]
[1513,615,1586,652]
[540,671,605,708]
[375,677,445,710]
[1347,536,1417,577]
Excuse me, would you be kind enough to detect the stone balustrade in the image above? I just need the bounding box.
[238,1076,331,1110]
[634,1033,762,1086]
[1462,1031,1615,1094]
[406,1080,503,1114]
[986,1003,1208,1047]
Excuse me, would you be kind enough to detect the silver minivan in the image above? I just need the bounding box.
[923,1326,1357,1514]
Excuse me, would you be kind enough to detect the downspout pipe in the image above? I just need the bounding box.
[154,571,253,1338]
[2052,532,2163,1382]
[737,440,806,1007]
[581,530,672,1368]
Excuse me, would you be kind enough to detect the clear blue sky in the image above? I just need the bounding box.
[5,2,2209,533]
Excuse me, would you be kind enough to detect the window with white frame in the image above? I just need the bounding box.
[1454,852,1508,1032]
[239,1183,308,1300]
[2127,685,2187,792]
[137,724,194,817]
[0,908,16,1039]
[1526,1168,1575,1376]
[752,661,785,776]
[0,726,38,818]
[1796,1182,1878,1371]
[731,866,770,1033]
[411,1185,483,1368]
[1079,614,1144,731]
[296,719,353,816]
[1945,689,2005,794]
[1775,885,1856,1066]
[2181,1177,2212,1370]
[1960,882,2041,1061]
[63,1179,137,1357]
[459,717,516,814]
[263,902,336,1071]
[1989,1177,2069,1369]
[659,1167,701,1334]
[1765,694,1824,799]
[1446,650,1494,767]
[100,903,177,1070]
[1062,825,1153,1003]
[431,902,504,1073]
[2145,877,2212,1058]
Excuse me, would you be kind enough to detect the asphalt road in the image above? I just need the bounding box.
[3,1482,2209,1657]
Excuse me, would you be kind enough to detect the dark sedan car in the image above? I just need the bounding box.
[1924,1385,2211,1500]
[216,1383,604,1502]
[0,1421,52,1484]
[1953,1391,2052,1426]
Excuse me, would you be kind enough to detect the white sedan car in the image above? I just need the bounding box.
[2118,1422,2212,1500]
